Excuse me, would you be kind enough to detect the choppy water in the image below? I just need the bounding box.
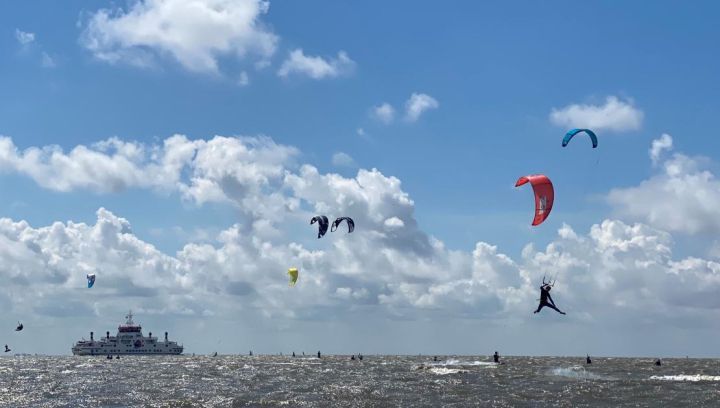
[1,355,719,407]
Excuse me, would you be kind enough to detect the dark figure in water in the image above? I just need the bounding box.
[586,355,592,364]
[533,279,566,315]
[292,352,296,357]
[249,350,253,356]
[358,354,363,361]
[317,351,321,358]
[4,345,10,353]
[493,351,500,364]
[433,356,438,362]
[116,355,120,359]
[351,355,355,360]
[655,359,662,366]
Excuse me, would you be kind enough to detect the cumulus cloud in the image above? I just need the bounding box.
[7,203,719,325]
[277,49,355,79]
[650,133,673,165]
[608,136,720,234]
[404,92,439,122]
[80,0,278,73]
[331,152,355,167]
[3,134,720,331]
[371,103,395,124]
[550,96,643,131]
[15,29,35,45]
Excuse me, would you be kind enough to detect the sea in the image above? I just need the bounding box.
[1,355,719,407]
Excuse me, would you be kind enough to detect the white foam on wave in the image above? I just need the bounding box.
[434,359,497,367]
[650,374,720,382]
[549,366,611,380]
[429,367,469,375]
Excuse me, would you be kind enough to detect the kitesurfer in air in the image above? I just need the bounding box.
[533,278,566,315]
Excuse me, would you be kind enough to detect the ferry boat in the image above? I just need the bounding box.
[71,311,183,355]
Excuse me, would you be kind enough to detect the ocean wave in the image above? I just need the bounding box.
[432,359,497,367]
[429,367,469,375]
[549,366,612,380]
[650,375,720,382]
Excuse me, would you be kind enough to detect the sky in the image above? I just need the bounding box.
[1,0,719,356]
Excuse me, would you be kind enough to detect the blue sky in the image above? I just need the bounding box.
[1,1,719,355]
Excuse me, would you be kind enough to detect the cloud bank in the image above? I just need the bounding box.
[1,134,719,332]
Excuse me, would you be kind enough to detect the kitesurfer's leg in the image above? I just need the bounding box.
[534,303,545,314]
[545,303,566,315]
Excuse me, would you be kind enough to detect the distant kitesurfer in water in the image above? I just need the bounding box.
[655,359,662,366]
[493,351,500,363]
[318,351,321,358]
[292,352,296,357]
[586,355,592,364]
[4,345,10,353]
[533,278,566,315]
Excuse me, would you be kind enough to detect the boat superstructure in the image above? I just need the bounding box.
[71,311,183,355]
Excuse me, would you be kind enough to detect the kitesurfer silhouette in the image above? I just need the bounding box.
[586,355,592,364]
[533,278,566,315]
[493,351,500,363]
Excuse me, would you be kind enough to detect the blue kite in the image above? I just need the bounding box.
[562,128,598,148]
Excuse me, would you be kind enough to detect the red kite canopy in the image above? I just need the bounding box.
[515,174,554,226]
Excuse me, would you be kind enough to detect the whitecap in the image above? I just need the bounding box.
[650,375,720,382]
[429,367,469,375]
[549,366,612,380]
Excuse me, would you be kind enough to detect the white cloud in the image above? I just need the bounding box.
[404,92,438,122]
[608,137,720,234]
[650,133,673,164]
[41,52,56,68]
[550,96,643,131]
[384,217,404,228]
[356,128,365,136]
[3,134,720,339]
[331,152,355,167]
[0,135,297,220]
[80,0,278,74]
[15,29,35,45]
[371,103,395,124]
[277,49,355,79]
